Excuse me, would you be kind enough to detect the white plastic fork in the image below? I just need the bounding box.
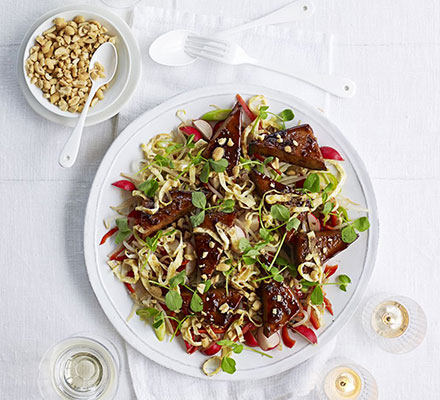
[184,36,356,98]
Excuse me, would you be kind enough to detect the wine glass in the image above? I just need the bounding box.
[361,293,427,354]
[38,333,120,399]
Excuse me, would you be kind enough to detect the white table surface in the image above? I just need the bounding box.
[1,0,439,399]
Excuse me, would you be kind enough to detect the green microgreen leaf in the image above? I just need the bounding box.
[303,173,320,193]
[115,217,131,244]
[201,108,232,121]
[192,191,207,209]
[259,227,272,241]
[209,158,229,173]
[338,274,351,292]
[243,256,257,265]
[190,292,204,312]
[154,154,174,168]
[136,307,159,321]
[275,256,289,266]
[217,339,236,347]
[220,199,235,213]
[353,217,370,232]
[263,156,274,165]
[190,210,206,227]
[341,225,357,243]
[287,264,297,278]
[238,238,251,253]
[202,279,212,293]
[322,201,333,216]
[138,179,159,197]
[311,285,324,305]
[200,162,210,183]
[233,344,243,354]
[165,143,183,155]
[186,134,195,148]
[221,356,236,373]
[278,109,295,121]
[270,204,290,222]
[165,290,183,311]
[169,270,186,289]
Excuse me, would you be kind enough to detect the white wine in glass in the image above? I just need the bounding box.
[38,334,120,399]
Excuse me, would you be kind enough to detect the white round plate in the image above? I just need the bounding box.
[17,4,141,127]
[84,84,379,380]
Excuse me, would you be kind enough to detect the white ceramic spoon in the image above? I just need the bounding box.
[58,42,118,168]
[149,0,314,67]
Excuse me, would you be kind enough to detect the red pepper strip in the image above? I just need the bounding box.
[244,330,259,347]
[115,255,128,262]
[323,214,339,230]
[323,296,334,316]
[176,259,189,272]
[281,326,296,348]
[236,94,256,121]
[112,179,136,191]
[110,246,125,260]
[100,226,118,245]
[324,264,338,278]
[184,340,198,354]
[128,209,142,220]
[179,126,202,142]
[201,343,222,356]
[254,154,282,176]
[320,146,344,161]
[124,283,135,294]
[109,235,134,260]
[310,309,321,330]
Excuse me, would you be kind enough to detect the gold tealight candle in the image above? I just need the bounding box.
[362,294,426,353]
[319,359,378,400]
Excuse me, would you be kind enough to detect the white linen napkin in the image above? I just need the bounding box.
[120,5,336,399]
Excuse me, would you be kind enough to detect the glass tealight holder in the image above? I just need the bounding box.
[317,358,378,400]
[38,333,120,400]
[361,293,427,354]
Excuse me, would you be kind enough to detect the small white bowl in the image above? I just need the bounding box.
[18,4,141,127]
[23,9,131,118]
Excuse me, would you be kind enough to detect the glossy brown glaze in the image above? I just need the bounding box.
[249,169,293,197]
[260,280,299,336]
[249,169,310,221]
[140,190,194,237]
[248,124,327,171]
[194,211,236,278]
[287,230,356,265]
[181,288,243,328]
[202,103,242,174]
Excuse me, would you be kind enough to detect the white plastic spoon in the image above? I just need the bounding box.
[58,42,118,168]
[149,0,314,67]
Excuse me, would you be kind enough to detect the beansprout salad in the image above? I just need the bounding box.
[100,94,370,376]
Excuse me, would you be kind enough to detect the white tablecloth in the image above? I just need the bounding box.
[1,0,439,399]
